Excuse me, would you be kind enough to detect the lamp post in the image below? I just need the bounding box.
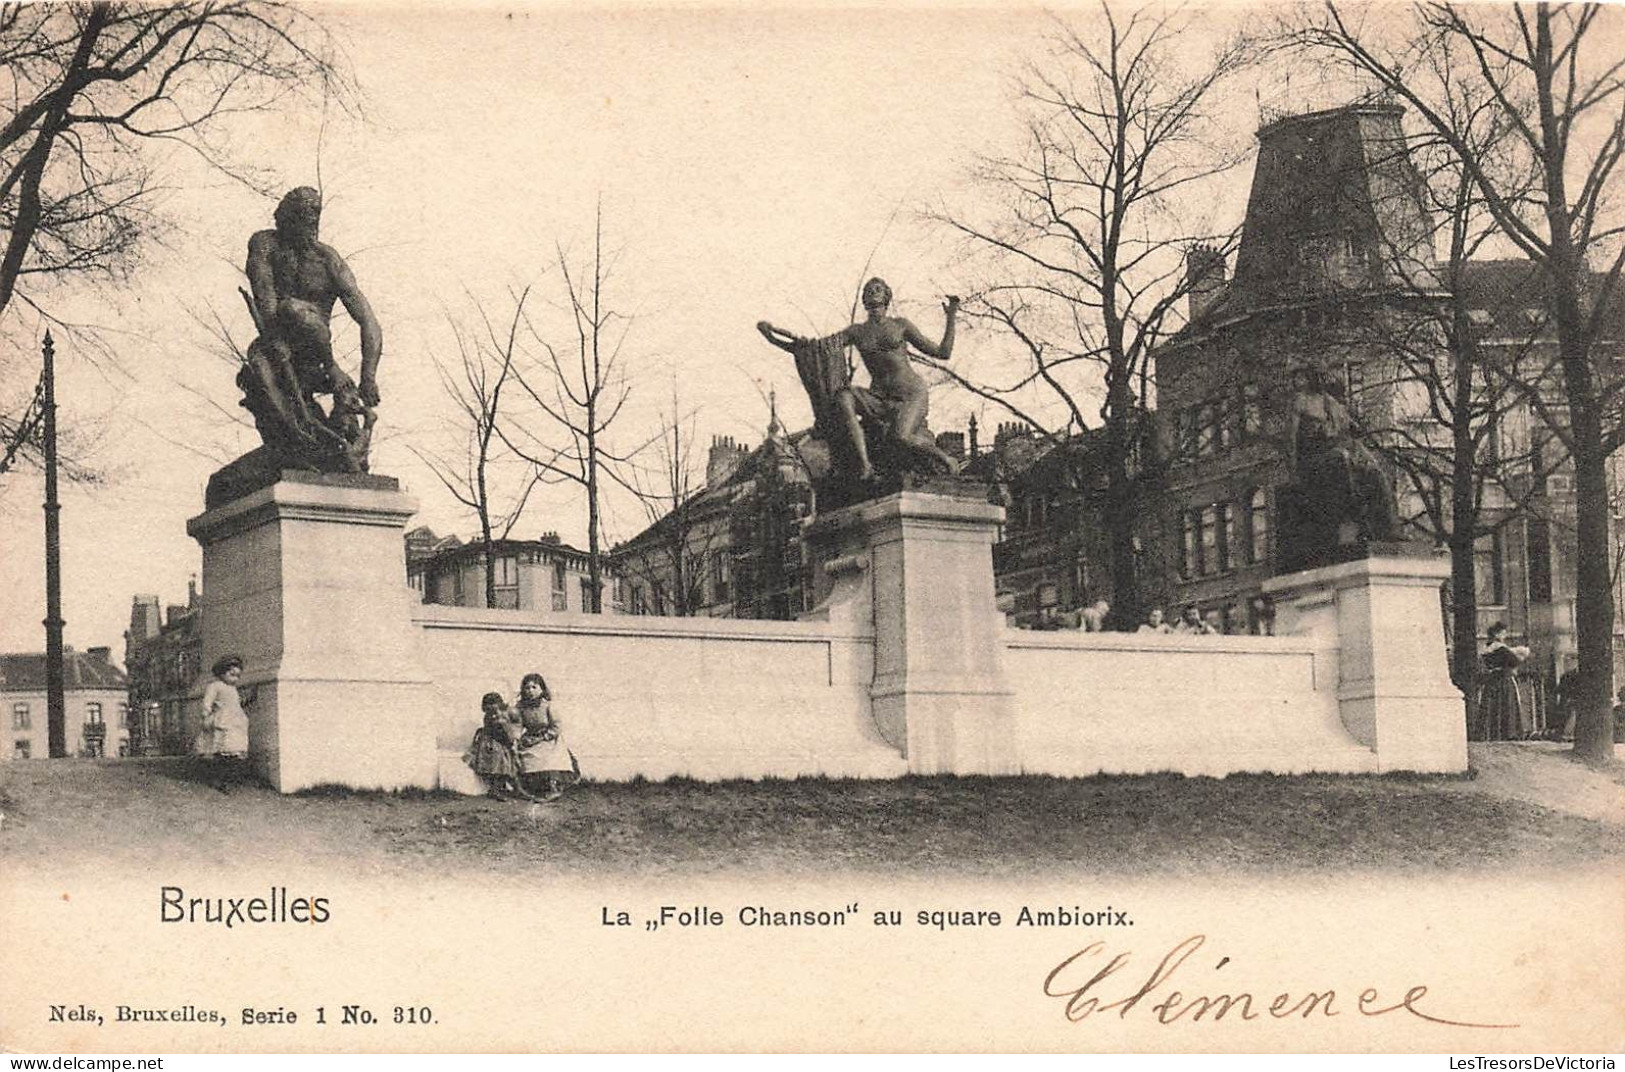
[42,331,66,758]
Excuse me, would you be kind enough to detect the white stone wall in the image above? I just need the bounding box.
[1004,631,1377,777]
[414,606,901,787]
[414,607,1387,787]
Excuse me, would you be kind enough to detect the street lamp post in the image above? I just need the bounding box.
[42,331,66,759]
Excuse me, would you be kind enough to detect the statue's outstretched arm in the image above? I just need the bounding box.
[757,320,802,353]
[902,295,959,360]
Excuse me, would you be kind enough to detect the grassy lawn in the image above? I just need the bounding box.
[2,744,1620,879]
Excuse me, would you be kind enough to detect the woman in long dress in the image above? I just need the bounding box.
[1473,622,1532,740]
[514,672,579,803]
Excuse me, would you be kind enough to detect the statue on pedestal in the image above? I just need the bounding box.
[1275,364,1400,572]
[758,277,961,507]
[230,187,383,478]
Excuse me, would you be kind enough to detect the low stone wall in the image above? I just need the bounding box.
[413,606,902,788]
[1006,631,1377,777]
[416,606,1382,788]
[190,480,1460,792]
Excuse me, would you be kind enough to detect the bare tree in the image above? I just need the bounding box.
[1285,55,1566,702]
[498,202,639,614]
[1292,1,1624,760]
[614,391,736,618]
[0,1,352,482]
[932,6,1255,625]
[410,288,545,609]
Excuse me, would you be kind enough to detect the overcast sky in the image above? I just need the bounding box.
[0,2,1271,657]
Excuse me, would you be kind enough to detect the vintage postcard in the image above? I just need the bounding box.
[1,0,1622,1056]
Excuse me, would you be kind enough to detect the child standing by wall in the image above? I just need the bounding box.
[514,672,580,802]
[196,655,251,791]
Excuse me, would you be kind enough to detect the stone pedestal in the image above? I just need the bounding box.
[187,475,437,792]
[803,489,1018,775]
[1263,552,1466,773]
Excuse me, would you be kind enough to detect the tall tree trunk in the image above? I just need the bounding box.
[1567,374,1615,761]
[586,426,602,613]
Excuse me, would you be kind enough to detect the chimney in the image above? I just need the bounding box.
[165,604,187,627]
[538,531,561,546]
[1186,245,1227,321]
[707,435,746,488]
[935,431,966,462]
[994,421,1033,449]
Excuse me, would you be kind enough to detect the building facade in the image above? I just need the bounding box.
[123,586,202,756]
[2,648,129,760]
[612,423,814,620]
[407,529,618,614]
[1146,101,1625,697]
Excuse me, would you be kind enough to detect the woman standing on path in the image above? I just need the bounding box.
[1473,622,1532,741]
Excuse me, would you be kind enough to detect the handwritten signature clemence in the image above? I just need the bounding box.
[1043,935,1518,1029]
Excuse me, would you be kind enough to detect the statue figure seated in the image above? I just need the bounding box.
[1276,365,1400,572]
[759,277,961,504]
[235,186,383,475]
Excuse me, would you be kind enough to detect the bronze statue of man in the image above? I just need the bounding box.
[238,186,383,472]
[759,277,960,482]
[1277,364,1399,570]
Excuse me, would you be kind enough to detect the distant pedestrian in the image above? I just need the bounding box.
[1203,608,1226,636]
[196,655,251,792]
[1554,664,1583,741]
[513,672,579,803]
[1080,600,1111,632]
[1471,622,1531,740]
[1174,606,1213,635]
[1137,608,1172,634]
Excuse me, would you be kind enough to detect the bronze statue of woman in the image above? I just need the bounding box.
[758,277,960,481]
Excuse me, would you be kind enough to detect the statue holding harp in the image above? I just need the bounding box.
[758,277,960,506]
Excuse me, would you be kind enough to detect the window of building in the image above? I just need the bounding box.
[85,702,103,726]
[11,703,30,731]
[1240,383,1262,440]
[1198,506,1219,576]
[1177,408,1199,459]
[1474,531,1505,607]
[1197,404,1218,457]
[1181,511,1197,579]
[1527,518,1553,604]
[118,702,129,728]
[551,561,568,612]
[629,584,646,615]
[1248,488,1269,565]
[1218,503,1236,573]
[13,740,30,759]
[494,556,518,587]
